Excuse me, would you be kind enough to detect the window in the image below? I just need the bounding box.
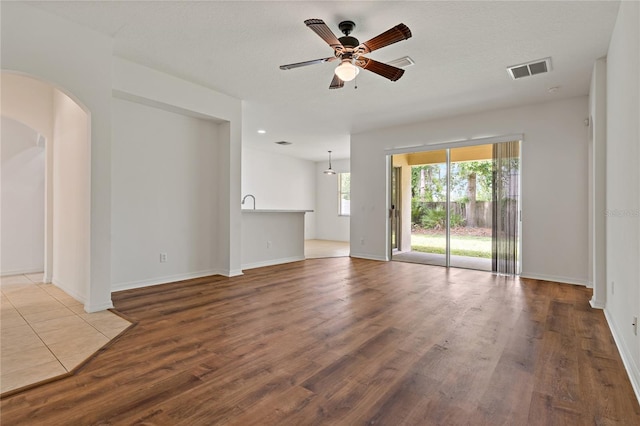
[339,173,351,216]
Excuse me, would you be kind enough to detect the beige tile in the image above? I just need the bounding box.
[21,306,76,324]
[6,288,54,304]
[1,283,39,297]
[29,315,90,334]
[1,344,58,375]
[25,273,45,283]
[67,302,87,314]
[0,324,44,355]
[40,284,73,300]
[0,275,32,286]
[0,309,28,328]
[12,299,67,315]
[0,274,124,392]
[36,322,100,346]
[0,300,18,314]
[80,311,131,329]
[0,359,67,394]
[100,326,130,339]
[48,333,109,370]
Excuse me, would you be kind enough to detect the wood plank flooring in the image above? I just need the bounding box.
[2,258,639,425]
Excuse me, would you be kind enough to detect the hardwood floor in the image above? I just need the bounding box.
[2,258,638,425]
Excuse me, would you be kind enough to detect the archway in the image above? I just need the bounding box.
[1,72,91,305]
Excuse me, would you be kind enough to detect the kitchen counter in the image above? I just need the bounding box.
[241,210,313,270]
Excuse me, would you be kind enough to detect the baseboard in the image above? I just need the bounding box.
[519,272,587,286]
[112,269,223,292]
[1,267,44,277]
[51,278,86,303]
[349,253,388,262]
[219,269,244,277]
[241,256,305,271]
[604,309,640,405]
[84,300,114,313]
[589,296,606,309]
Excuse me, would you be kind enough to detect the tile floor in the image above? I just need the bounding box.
[304,239,350,259]
[1,273,131,394]
[392,250,492,271]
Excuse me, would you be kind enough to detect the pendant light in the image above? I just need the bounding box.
[324,150,336,175]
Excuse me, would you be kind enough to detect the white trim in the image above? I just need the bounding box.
[589,297,605,309]
[1,268,45,277]
[384,133,524,156]
[83,300,114,313]
[241,256,305,271]
[350,253,388,262]
[604,309,640,405]
[52,278,86,303]
[219,269,244,277]
[111,269,223,292]
[519,272,588,286]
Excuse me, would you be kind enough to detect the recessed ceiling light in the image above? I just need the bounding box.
[257,129,266,134]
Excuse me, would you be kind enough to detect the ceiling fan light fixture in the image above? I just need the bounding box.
[334,59,359,82]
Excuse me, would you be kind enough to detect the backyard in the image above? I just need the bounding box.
[411,226,491,258]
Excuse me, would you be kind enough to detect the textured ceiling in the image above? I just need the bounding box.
[26,1,620,161]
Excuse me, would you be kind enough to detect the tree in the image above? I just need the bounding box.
[451,160,492,227]
[411,164,445,201]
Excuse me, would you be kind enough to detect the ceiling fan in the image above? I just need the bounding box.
[279,19,412,89]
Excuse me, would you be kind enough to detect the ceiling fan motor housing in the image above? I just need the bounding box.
[338,21,359,47]
[338,36,360,48]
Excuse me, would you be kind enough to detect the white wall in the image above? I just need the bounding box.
[111,98,220,290]
[2,2,114,311]
[242,148,316,239]
[52,89,90,302]
[604,0,640,400]
[1,117,45,275]
[315,159,350,242]
[113,58,243,278]
[351,96,590,283]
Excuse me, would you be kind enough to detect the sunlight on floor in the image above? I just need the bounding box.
[0,273,131,395]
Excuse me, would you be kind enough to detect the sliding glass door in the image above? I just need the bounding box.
[391,141,521,274]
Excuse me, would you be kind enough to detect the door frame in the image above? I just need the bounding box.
[385,133,523,272]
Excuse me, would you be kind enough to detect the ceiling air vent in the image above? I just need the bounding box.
[387,56,415,68]
[507,57,552,80]
[275,141,292,146]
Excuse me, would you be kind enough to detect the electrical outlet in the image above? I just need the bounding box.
[360,238,365,245]
[633,316,638,336]
[611,281,615,294]
[160,253,167,263]
[267,241,272,249]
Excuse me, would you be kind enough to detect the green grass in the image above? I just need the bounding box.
[411,234,491,258]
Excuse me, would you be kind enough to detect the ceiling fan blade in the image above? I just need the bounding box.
[329,74,344,89]
[279,57,337,70]
[358,57,405,81]
[359,23,412,54]
[304,19,344,51]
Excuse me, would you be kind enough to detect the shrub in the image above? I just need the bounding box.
[420,208,464,229]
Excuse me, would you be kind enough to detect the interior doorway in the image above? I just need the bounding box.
[391,140,521,274]
[1,72,92,305]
